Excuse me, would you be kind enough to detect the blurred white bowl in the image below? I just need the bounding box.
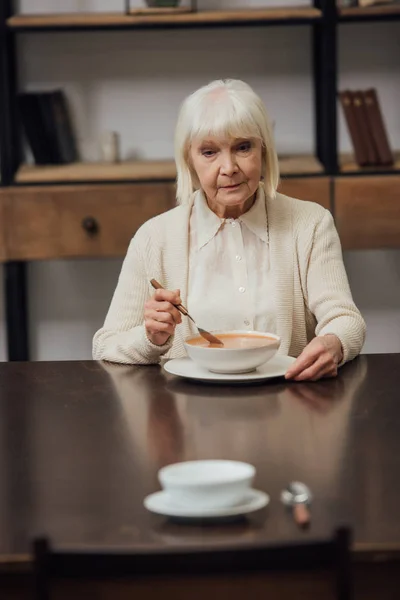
[158,460,255,509]
[184,330,280,374]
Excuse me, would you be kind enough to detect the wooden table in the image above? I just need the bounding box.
[1,355,400,598]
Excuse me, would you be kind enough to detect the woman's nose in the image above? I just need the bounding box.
[220,154,238,176]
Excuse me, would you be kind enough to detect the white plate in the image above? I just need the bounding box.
[144,488,269,518]
[163,354,296,383]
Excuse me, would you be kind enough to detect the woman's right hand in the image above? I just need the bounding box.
[144,288,182,346]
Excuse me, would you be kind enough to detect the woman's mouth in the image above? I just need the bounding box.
[222,183,242,189]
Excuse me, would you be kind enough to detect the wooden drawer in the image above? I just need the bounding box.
[278,177,331,211]
[0,183,176,261]
[335,176,400,250]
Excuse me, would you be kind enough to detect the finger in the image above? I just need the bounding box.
[298,356,337,382]
[154,288,182,305]
[322,367,338,380]
[285,346,322,379]
[145,309,175,326]
[309,356,337,382]
[144,300,181,322]
[286,337,335,379]
[145,318,175,335]
[153,301,182,325]
[310,370,329,382]
[293,355,328,381]
[146,322,174,337]
[285,339,327,379]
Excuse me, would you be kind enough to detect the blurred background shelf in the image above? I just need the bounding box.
[339,151,400,174]
[15,160,178,184]
[339,4,400,22]
[14,155,325,185]
[279,155,324,176]
[7,7,322,32]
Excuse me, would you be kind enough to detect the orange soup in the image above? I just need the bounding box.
[186,333,277,349]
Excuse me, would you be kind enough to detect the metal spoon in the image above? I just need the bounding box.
[150,279,224,346]
[281,481,312,528]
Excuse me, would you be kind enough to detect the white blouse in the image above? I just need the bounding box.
[187,188,276,335]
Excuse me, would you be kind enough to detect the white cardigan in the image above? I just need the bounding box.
[93,190,366,365]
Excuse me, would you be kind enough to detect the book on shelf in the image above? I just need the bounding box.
[18,90,79,166]
[338,90,369,166]
[363,88,394,165]
[18,94,52,165]
[352,90,380,165]
[338,88,394,168]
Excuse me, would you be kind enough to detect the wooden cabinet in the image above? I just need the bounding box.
[335,176,400,250]
[0,178,332,262]
[1,175,400,260]
[0,183,176,261]
[278,177,331,211]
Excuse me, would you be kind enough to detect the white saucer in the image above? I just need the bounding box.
[144,488,269,518]
[163,354,296,383]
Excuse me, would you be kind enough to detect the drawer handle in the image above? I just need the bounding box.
[82,216,99,236]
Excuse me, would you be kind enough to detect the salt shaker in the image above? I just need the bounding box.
[281,481,312,528]
[99,131,120,163]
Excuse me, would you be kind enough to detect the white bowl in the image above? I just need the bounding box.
[158,460,255,510]
[184,330,280,374]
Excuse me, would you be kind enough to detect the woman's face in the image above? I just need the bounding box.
[189,135,263,218]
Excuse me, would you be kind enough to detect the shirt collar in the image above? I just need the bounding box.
[238,185,269,244]
[194,184,269,250]
[194,189,223,250]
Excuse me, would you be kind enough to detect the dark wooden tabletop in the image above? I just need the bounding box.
[1,354,400,565]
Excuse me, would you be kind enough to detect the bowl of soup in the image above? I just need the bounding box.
[184,330,281,374]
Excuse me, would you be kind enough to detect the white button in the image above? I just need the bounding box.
[244,319,250,326]
[231,221,237,228]
[236,255,242,262]
[239,287,245,293]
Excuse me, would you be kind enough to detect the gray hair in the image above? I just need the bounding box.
[174,79,279,204]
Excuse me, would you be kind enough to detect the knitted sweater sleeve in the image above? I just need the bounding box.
[92,226,172,365]
[306,209,366,364]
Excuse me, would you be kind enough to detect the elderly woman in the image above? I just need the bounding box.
[93,79,366,381]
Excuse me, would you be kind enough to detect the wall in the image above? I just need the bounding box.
[1,0,398,360]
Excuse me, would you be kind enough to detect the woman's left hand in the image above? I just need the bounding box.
[285,334,343,382]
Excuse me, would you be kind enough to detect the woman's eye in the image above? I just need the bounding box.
[202,150,215,157]
[238,142,251,152]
